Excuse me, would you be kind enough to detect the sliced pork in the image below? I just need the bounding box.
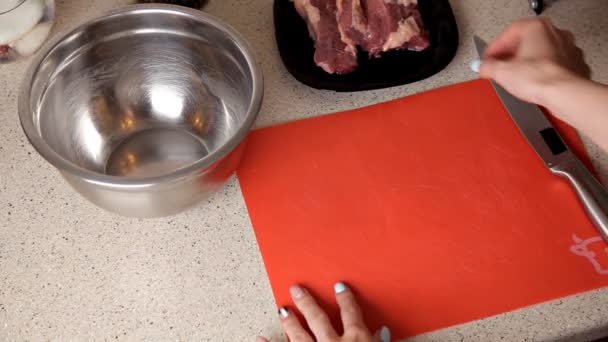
[293,0,358,74]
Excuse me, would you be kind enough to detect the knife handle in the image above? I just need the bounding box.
[552,158,608,242]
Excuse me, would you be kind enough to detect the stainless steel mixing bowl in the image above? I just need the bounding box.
[19,4,263,217]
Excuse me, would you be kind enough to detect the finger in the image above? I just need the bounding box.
[479,58,508,80]
[484,19,539,59]
[290,285,339,340]
[480,58,553,105]
[334,282,365,331]
[278,306,314,342]
[479,57,526,83]
[373,326,392,342]
[256,336,270,342]
[483,29,521,60]
[479,59,521,93]
[484,18,547,59]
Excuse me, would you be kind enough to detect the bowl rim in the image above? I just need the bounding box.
[18,3,264,189]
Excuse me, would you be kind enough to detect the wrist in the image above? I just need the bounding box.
[535,64,583,109]
[538,71,603,129]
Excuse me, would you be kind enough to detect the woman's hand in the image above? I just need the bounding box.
[480,17,608,155]
[257,282,390,342]
[479,17,590,106]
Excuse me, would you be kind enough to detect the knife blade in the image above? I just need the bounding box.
[474,35,608,242]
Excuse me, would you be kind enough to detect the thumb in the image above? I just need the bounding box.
[373,326,391,342]
[479,58,507,80]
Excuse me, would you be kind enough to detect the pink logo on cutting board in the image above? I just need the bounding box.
[570,234,608,275]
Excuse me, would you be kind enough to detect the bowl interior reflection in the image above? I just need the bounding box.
[35,12,253,178]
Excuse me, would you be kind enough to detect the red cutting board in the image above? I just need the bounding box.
[237,79,608,339]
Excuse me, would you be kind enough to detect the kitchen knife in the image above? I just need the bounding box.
[474,36,608,241]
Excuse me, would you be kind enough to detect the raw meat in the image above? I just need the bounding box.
[336,0,368,51]
[293,0,430,73]
[292,0,358,74]
[360,0,429,56]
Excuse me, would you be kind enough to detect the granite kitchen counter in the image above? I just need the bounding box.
[1,0,608,340]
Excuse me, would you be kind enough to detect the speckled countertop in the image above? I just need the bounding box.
[1,0,608,341]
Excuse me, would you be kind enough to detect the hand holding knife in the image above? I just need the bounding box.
[474,35,608,241]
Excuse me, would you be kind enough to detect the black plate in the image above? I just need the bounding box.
[273,0,459,92]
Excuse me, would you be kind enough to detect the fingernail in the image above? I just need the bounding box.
[278,306,289,318]
[470,59,481,73]
[289,285,305,299]
[334,282,348,294]
[380,326,391,342]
